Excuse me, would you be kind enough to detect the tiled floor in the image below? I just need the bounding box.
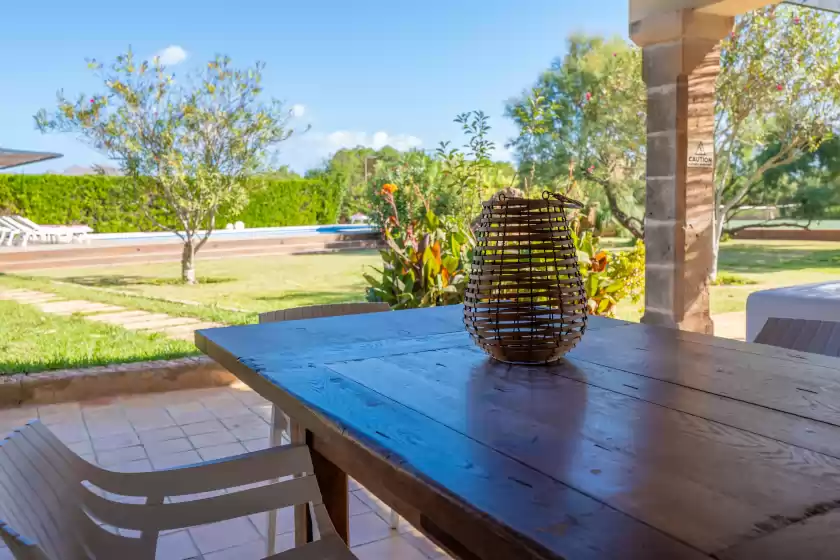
[0,384,450,560]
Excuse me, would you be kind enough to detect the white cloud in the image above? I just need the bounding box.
[156,45,188,66]
[276,130,424,173]
[323,130,422,152]
[290,104,306,118]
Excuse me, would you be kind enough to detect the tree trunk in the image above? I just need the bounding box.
[710,235,720,283]
[709,212,725,283]
[182,240,197,284]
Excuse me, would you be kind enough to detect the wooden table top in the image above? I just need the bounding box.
[196,305,840,560]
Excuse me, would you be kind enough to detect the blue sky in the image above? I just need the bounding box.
[1,0,627,174]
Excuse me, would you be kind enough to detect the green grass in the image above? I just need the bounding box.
[0,274,254,325]
[17,250,382,315]
[0,299,196,374]
[3,241,838,375]
[611,239,840,319]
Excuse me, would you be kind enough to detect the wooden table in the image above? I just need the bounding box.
[196,305,840,560]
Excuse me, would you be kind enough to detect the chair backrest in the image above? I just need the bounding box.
[754,318,840,357]
[259,302,390,324]
[11,217,41,231]
[0,217,24,232]
[5,217,37,233]
[0,421,327,560]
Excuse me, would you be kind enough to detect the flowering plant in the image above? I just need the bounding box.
[364,183,475,308]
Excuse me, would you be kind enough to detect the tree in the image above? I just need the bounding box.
[506,36,646,238]
[36,49,298,283]
[508,6,840,278]
[307,146,401,220]
[713,6,840,276]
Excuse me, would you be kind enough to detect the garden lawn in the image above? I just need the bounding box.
[610,239,840,322]
[3,240,839,326]
[0,299,196,374]
[12,251,382,314]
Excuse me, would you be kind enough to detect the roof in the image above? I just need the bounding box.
[0,148,63,170]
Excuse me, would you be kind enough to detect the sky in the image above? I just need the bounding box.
[0,0,628,174]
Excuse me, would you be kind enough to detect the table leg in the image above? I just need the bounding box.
[309,432,349,545]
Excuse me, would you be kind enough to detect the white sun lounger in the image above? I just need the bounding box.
[6,215,92,245]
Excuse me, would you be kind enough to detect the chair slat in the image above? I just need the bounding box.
[755,318,840,359]
[0,403,358,559]
[29,421,314,498]
[791,320,822,352]
[84,473,322,532]
[2,436,81,559]
[0,445,62,559]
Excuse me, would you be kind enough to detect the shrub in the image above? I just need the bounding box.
[0,175,341,232]
[364,185,474,308]
[574,228,645,317]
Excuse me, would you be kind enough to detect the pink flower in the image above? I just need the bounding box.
[588,165,595,173]
[89,98,95,104]
[776,84,784,91]
[585,92,592,101]
[612,53,617,57]
[794,17,800,24]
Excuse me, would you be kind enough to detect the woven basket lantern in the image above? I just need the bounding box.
[464,191,588,364]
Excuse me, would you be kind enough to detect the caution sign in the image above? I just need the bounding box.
[687,140,714,168]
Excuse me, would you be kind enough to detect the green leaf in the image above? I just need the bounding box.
[442,255,459,274]
[585,273,599,298]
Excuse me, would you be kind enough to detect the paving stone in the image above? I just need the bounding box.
[125,317,201,331]
[87,310,155,324]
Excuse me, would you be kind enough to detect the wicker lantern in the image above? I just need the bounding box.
[464,191,588,364]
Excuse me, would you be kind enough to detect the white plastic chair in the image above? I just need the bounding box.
[0,420,356,559]
[258,302,401,549]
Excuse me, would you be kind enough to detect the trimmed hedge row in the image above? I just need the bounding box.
[0,175,342,233]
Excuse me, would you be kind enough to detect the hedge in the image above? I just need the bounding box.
[0,175,342,233]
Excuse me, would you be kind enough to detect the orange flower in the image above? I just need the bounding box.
[591,251,608,273]
[380,183,398,195]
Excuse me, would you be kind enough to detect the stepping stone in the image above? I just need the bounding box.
[113,313,176,327]
[37,300,125,315]
[6,294,60,303]
[125,317,200,331]
[87,310,154,325]
[161,322,224,341]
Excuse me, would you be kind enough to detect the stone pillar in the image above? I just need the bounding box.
[632,10,733,333]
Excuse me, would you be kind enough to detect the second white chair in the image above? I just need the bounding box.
[258,302,402,541]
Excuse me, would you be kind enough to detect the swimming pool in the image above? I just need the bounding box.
[88,224,376,244]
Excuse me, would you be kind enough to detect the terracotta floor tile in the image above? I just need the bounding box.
[181,419,226,436]
[196,442,247,461]
[155,530,200,560]
[244,438,270,452]
[150,449,202,470]
[188,429,237,449]
[47,422,90,444]
[351,534,429,560]
[138,426,185,444]
[144,437,194,458]
[91,431,141,452]
[189,517,261,554]
[349,512,394,548]
[96,444,147,467]
[400,527,448,559]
